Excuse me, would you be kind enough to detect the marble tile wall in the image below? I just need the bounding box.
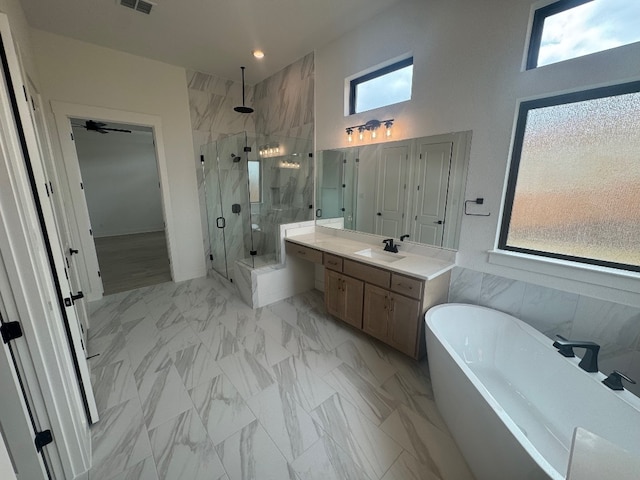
[254,52,315,139]
[187,53,314,281]
[449,267,640,397]
[249,53,315,266]
[187,70,257,272]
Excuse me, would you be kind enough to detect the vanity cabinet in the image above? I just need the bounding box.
[325,269,364,329]
[285,239,450,359]
[363,285,421,356]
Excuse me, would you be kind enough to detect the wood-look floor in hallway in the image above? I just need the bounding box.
[94,231,171,296]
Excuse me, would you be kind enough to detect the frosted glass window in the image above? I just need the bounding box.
[248,160,261,203]
[349,58,413,114]
[500,81,640,272]
[528,0,640,69]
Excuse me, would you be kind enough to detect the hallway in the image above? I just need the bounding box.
[85,276,472,480]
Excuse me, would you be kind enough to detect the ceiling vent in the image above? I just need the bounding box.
[119,0,155,14]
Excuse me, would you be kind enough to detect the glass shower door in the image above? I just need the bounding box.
[216,133,255,271]
[202,142,228,278]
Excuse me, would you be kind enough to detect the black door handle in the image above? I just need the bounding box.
[65,291,84,307]
[433,220,443,224]
[377,212,382,216]
[216,217,226,229]
[71,291,84,302]
[69,248,79,255]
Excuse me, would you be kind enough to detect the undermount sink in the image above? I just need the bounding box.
[354,248,406,263]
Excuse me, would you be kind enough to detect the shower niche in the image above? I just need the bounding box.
[201,132,313,280]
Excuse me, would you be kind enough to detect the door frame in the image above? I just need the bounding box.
[0,12,91,477]
[50,102,176,300]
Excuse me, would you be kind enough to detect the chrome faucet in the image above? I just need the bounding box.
[382,238,398,253]
[553,335,600,372]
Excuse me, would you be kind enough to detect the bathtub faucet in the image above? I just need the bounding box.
[552,335,600,373]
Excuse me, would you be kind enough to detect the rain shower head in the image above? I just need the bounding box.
[234,66,254,114]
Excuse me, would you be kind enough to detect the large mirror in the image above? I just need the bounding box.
[315,131,471,249]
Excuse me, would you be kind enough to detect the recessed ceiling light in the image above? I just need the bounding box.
[253,50,265,59]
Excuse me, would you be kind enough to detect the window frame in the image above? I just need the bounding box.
[526,0,594,70]
[498,79,640,273]
[348,56,413,115]
[247,159,262,204]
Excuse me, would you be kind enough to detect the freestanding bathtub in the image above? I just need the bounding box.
[425,303,640,480]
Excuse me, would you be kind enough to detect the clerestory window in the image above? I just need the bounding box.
[527,0,640,69]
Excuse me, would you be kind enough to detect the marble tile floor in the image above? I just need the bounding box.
[86,275,474,480]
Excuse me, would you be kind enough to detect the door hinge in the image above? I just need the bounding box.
[70,132,74,141]
[417,185,420,190]
[249,250,257,256]
[355,158,359,163]
[22,85,27,102]
[64,268,68,280]
[243,146,252,152]
[200,154,204,164]
[34,430,53,453]
[31,96,36,111]
[1,321,23,343]
[209,254,213,261]
[49,181,54,194]
[45,183,50,197]
[97,270,101,278]
[80,182,84,190]
[343,159,347,164]
[420,153,422,159]
[89,229,93,236]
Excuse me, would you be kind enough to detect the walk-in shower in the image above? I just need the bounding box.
[201,132,313,281]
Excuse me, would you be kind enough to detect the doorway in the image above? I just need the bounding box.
[71,118,171,295]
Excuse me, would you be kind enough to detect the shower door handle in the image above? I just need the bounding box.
[216,217,226,229]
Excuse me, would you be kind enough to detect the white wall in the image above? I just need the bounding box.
[31,30,205,281]
[316,0,640,306]
[73,127,164,237]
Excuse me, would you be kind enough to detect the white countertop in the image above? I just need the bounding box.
[286,232,455,281]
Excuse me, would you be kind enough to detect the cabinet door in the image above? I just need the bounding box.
[341,275,364,329]
[325,269,343,319]
[388,293,421,357]
[363,284,390,342]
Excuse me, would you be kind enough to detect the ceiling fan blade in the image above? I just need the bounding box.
[103,127,132,133]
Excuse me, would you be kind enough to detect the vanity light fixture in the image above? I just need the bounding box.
[345,119,394,143]
[259,144,280,157]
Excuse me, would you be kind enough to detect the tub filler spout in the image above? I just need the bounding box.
[553,335,600,372]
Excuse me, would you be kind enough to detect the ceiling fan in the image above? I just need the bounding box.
[72,120,132,134]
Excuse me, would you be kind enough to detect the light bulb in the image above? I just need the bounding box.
[348,132,353,142]
[371,128,377,140]
[358,128,364,141]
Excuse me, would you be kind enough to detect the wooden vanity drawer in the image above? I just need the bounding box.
[285,242,323,264]
[323,253,343,272]
[343,259,390,288]
[390,273,423,300]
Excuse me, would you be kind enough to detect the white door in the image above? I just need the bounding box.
[411,142,452,246]
[52,113,104,301]
[24,85,90,344]
[0,29,99,423]
[1,266,59,480]
[375,144,409,238]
